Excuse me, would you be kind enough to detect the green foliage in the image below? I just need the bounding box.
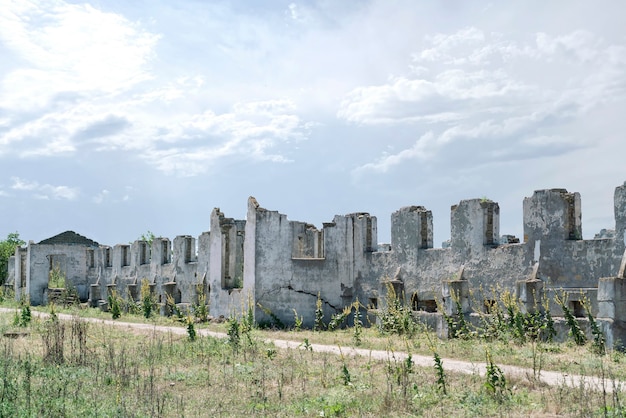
[138,230,156,246]
[327,306,350,331]
[166,293,184,321]
[583,298,606,355]
[0,303,623,416]
[556,292,586,346]
[186,316,197,341]
[474,288,556,344]
[0,232,25,285]
[47,262,66,289]
[405,353,413,375]
[292,308,303,331]
[353,299,363,346]
[49,302,57,322]
[300,338,313,352]
[108,290,122,320]
[484,350,508,403]
[265,348,277,360]
[433,352,447,395]
[14,301,31,327]
[227,317,241,353]
[542,300,557,343]
[314,292,325,331]
[245,301,255,330]
[378,283,417,336]
[341,363,351,386]
[140,278,156,319]
[192,286,209,322]
[442,290,473,339]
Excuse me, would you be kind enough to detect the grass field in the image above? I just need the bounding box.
[0,299,624,417]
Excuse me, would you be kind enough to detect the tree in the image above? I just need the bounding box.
[137,230,156,245]
[0,232,26,285]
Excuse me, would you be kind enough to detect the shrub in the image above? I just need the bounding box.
[484,350,508,403]
[186,316,197,342]
[108,290,122,320]
[193,289,209,323]
[433,352,446,395]
[378,283,417,336]
[556,292,586,346]
[314,293,325,331]
[140,279,156,319]
[292,309,303,331]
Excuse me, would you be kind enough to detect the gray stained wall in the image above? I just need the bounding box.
[6,182,626,332]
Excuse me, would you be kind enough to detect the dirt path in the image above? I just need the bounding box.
[4,308,621,393]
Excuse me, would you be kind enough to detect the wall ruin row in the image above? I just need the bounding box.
[7,181,626,344]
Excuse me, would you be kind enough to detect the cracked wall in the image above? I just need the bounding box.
[7,181,626,339]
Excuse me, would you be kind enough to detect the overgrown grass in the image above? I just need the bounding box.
[0,310,623,417]
[16,300,626,382]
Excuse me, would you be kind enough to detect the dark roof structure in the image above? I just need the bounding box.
[38,231,100,247]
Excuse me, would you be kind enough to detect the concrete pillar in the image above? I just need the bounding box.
[391,206,433,254]
[442,279,470,316]
[523,189,581,243]
[88,283,101,307]
[597,250,626,349]
[517,279,544,314]
[517,262,544,313]
[450,199,500,253]
[615,182,626,251]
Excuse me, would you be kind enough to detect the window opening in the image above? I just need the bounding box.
[121,245,130,267]
[86,249,95,268]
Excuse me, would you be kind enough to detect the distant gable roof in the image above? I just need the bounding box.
[38,231,100,247]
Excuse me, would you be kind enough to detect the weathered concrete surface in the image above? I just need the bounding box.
[6,181,626,344]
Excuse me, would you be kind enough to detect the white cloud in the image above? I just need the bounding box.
[287,3,299,21]
[0,1,312,172]
[137,99,309,176]
[338,68,527,125]
[346,26,626,175]
[10,177,78,200]
[417,27,486,64]
[0,0,159,110]
[535,30,601,62]
[0,0,159,158]
[11,177,38,191]
[354,132,436,174]
[92,189,110,204]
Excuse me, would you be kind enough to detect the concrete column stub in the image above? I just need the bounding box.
[517,263,544,314]
[597,276,626,323]
[442,277,470,316]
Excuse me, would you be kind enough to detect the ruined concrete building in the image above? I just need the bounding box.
[6,181,626,346]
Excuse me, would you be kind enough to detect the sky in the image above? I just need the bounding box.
[1,0,625,248]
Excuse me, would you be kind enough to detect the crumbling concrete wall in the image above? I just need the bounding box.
[21,243,93,305]
[206,208,248,319]
[86,236,194,311]
[364,199,531,318]
[11,181,626,347]
[245,197,377,327]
